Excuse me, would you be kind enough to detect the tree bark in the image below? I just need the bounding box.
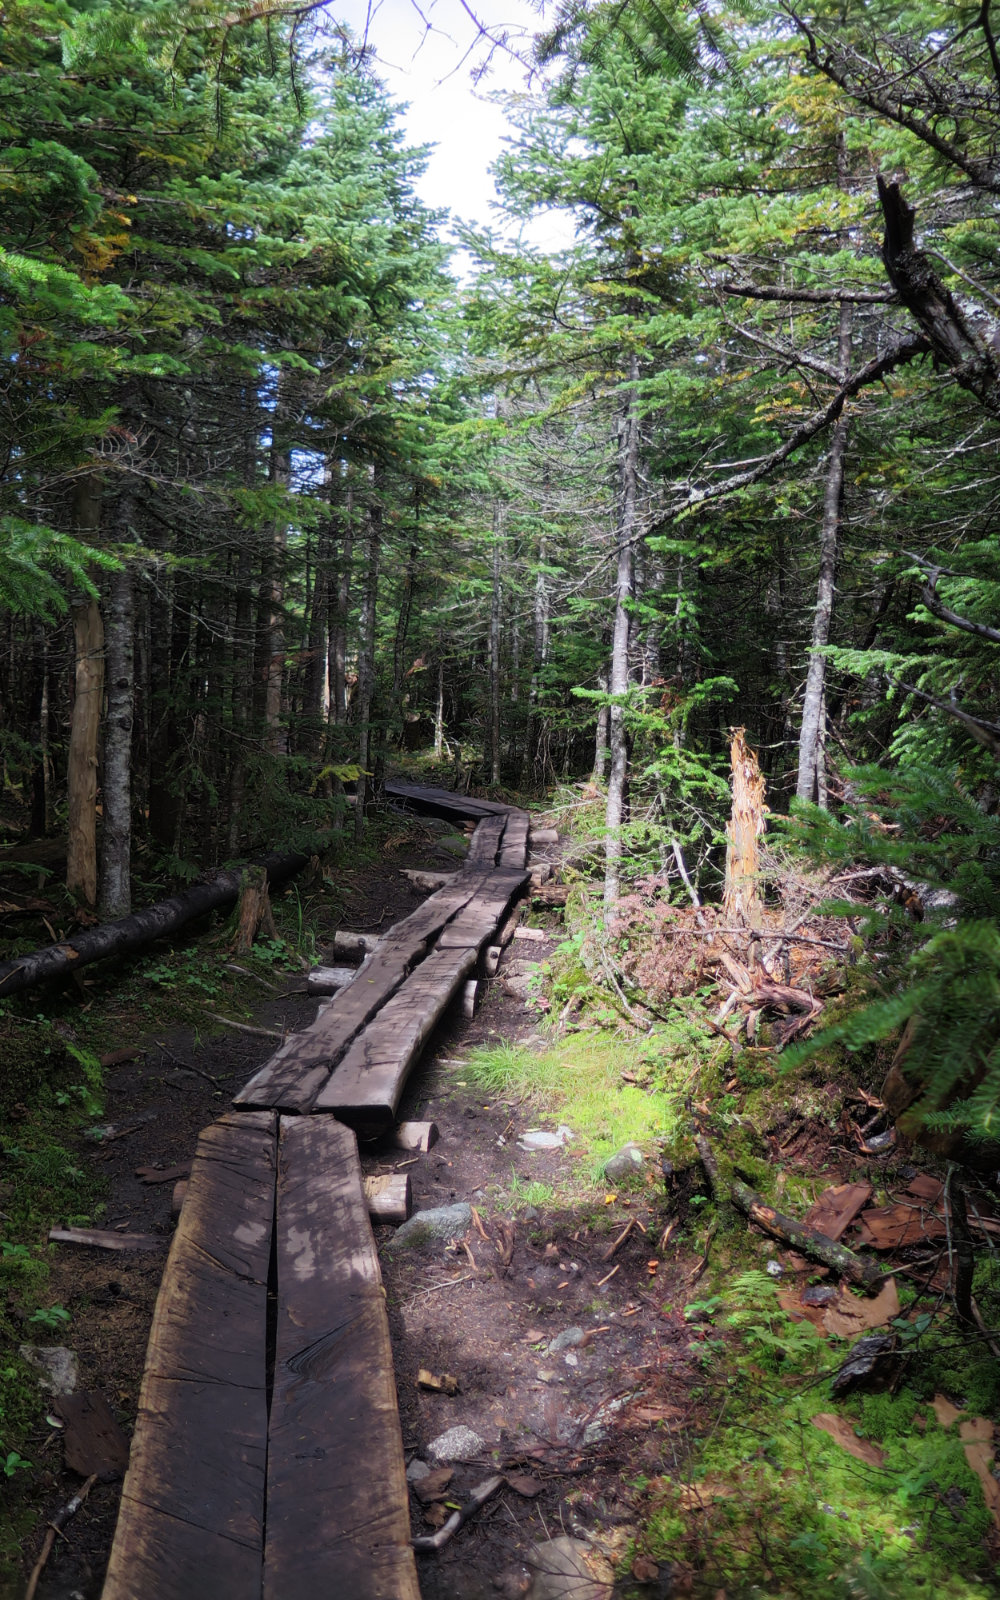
[0,849,308,1000]
[797,138,854,806]
[67,474,104,906]
[487,505,503,786]
[354,495,381,843]
[604,352,640,911]
[99,536,135,920]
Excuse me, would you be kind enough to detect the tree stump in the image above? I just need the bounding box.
[234,865,278,955]
[723,727,766,929]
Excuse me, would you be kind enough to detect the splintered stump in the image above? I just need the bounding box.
[234,865,278,955]
[723,727,766,929]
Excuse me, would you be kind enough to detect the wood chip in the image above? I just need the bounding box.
[135,1165,191,1186]
[504,1473,544,1497]
[821,1278,900,1339]
[48,1227,166,1252]
[53,1391,130,1480]
[803,1182,873,1243]
[412,1466,454,1505]
[417,1369,459,1396]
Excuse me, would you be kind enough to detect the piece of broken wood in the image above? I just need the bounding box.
[803,1182,873,1243]
[513,926,546,943]
[694,1131,882,1287]
[305,965,356,995]
[416,1369,459,1395]
[49,1227,167,1252]
[387,1121,439,1153]
[401,869,458,892]
[53,1391,130,1480]
[24,1473,98,1600]
[331,929,383,959]
[363,1172,412,1224]
[412,1474,504,1555]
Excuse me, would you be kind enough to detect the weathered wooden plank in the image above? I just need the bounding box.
[234,878,488,1112]
[436,869,530,950]
[498,811,530,869]
[384,780,510,818]
[464,815,506,868]
[264,1118,420,1600]
[102,1111,276,1600]
[314,946,477,1126]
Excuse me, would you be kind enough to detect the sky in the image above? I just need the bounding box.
[338,0,577,253]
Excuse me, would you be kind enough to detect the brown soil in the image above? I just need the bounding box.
[13,831,697,1600]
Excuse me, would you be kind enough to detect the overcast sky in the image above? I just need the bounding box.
[339,0,576,252]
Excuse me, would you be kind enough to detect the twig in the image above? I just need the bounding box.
[204,1012,284,1040]
[412,1475,504,1554]
[670,839,701,908]
[224,962,281,991]
[404,1273,477,1305]
[601,1221,634,1262]
[25,1474,98,1600]
[155,1042,221,1086]
[595,1263,620,1289]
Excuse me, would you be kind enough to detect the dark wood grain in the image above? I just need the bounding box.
[264,1118,420,1600]
[102,1111,277,1600]
[314,946,477,1126]
[383,781,510,818]
[234,877,487,1112]
[497,811,530,868]
[464,815,506,867]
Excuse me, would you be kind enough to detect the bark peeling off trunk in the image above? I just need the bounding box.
[723,728,766,929]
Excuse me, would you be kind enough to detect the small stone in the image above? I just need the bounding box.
[518,1127,571,1151]
[528,1536,612,1599]
[19,1345,78,1395]
[406,1459,431,1482]
[387,1202,472,1249]
[546,1326,584,1354]
[564,1352,579,1368]
[536,1369,558,1383]
[426,1425,486,1463]
[603,1144,645,1183]
[765,1259,783,1278]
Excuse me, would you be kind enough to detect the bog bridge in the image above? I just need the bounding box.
[100,785,534,1600]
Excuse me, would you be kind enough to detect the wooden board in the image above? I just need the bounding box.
[234,877,489,1112]
[436,870,529,950]
[314,946,477,1126]
[383,780,511,819]
[464,815,506,867]
[102,1111,276,1600]
[497,811,530,869]
[264,1118,419,1600]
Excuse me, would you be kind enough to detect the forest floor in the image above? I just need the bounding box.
[3,806,1000,1600]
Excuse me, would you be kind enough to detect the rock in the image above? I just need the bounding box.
[406,1458,431,1482]
[546,1326,584,1354]
[527,1536,612,1599]
[518,1126,572,1152]
[426,1425,486,1463]
[536,1369,558,1384]
[387,1202,471,1249]
[603,1144,645,1183]
[20,1345,78,1395]
[564,1352,579,1368]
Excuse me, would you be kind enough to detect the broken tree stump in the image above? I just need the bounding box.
[234,865,278,956]
[363,1173,412,1223]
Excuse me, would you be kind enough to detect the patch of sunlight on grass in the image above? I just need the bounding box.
[464,1031,680,1176]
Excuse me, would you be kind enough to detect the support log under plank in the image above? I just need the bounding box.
[264,1118,419,1600]
[102,1112,277,1600]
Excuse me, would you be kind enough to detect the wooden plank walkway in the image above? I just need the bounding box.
[102,787,533,1600]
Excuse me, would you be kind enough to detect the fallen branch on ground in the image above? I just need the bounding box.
[412,1474,503,1554]
[694,1129,883,1288]
[25,1474,98,1600]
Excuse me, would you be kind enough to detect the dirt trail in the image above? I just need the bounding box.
[22,838,695,1600]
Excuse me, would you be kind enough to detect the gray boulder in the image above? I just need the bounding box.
[387,1201,471,1249]
[603,1143,645,1183]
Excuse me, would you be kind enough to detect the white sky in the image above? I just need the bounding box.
[337,0,577,252]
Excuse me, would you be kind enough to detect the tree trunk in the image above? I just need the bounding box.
[524,537,550,784]
[487,505,503,786]
[604,353,640,911]
[354,497,381,843]
[433,657,446,760]
[66,474,104,906]
[723,727,766,929]
[797,137,854,805]
[99,537,135,920]
[330,489,354,728]
[592,661,610,783]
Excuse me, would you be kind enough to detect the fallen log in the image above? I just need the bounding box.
[0,849,308,1001]
[528,828,559,845]
[694,1131,883,1288]
[387,1121,439,1153]
[332,930,382,959]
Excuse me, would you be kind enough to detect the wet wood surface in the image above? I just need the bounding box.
[264,1118,419,1600]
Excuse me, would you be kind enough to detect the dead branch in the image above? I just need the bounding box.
[25,1474,98,1600]
[412,1474,503,1554]
[694,1130,883,1287]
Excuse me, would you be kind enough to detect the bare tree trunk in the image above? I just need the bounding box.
[592,661,609,782]
[487,505,503,786]
[796,137,854,806]
[604,354,640,911]
[433,656,446,760]
[99,502,135,919]
[524,537,550,783]
[263,430,289,755]
[331,489,354,728]
[67,474,104,906]
[354,497,380,843]
[723,728,766,929]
